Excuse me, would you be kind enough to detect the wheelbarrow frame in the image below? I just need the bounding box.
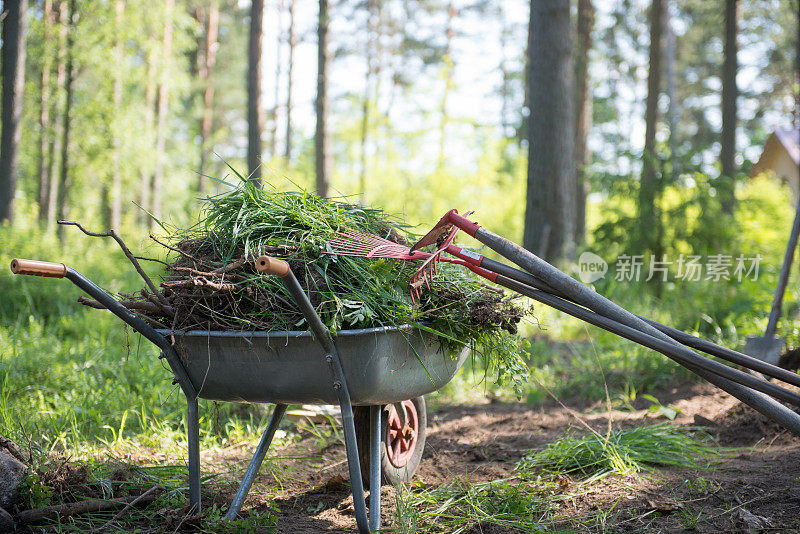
[9,257,445,533]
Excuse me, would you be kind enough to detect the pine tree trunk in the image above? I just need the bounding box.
[110,0,125,228]
[664,1,678,167]
[315,0,331,197]
[574,0,593,245]
[0,0,29,223]
[248,0,264,186]
[46,0,67,232]
[522,0,576,262]
[103,0,125,229]
[55,0,76,242]
[139,48,157,228]
[198,0,219,194]
[719,0,738,214]
[37,0,54,222]
[269,0,283,160]
[499,10,510,136]
[359,0,377,197]
[152,0,174,223]
[638,0,664,252]
[437,2,456,171]
[284,0,295,161]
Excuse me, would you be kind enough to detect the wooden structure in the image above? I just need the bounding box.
[750,128,800,199]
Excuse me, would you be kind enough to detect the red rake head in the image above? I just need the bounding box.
[325,227,469,303]
[408,225,460,302]
[326,230,417,259]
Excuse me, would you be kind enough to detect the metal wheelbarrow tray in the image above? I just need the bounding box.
[10,256,459,533]
[167,326,466,406]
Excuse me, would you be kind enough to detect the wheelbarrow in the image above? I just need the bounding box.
[10,256,468,533]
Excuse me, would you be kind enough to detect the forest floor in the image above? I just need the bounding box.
[228,383,800,534]
[104,381,800,533]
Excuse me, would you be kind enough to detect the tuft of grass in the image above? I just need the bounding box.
[393,476,566,533]
[516,424,718,482]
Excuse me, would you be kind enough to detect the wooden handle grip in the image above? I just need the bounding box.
[10,258,67,278]
[255,255,290,277]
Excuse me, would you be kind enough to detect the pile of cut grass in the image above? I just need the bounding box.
[130,178,530,393]
[516,423,718,481]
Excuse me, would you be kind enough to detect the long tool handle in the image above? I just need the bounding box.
[10,258,67,278]
[764,192,800,338]
[255,255,373,533]
[494,274,800,407]
[470,225,800,435]
[460,250,800,389]
[255,255,291,277]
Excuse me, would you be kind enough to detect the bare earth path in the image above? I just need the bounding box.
[205,382,800,533]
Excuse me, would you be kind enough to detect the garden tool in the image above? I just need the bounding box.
[328,209,800,436]
[744,191,800,365]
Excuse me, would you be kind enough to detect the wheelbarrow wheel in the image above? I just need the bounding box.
[353,396,427,488]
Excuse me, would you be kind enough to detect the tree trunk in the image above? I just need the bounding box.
[102,0,125,229]
[284,0,295,161]
[719,0,738,214]
[139,47,157,228]
[499,9,510,136]
[269,0,283,160]
[437,2,456,171]
[315,0,331,197]
[573,0,593,245]
[664,1,678,167]
[0,0,29,223]
[46,0,67,232]
[198,0,219,194]
[359,0,377,197]
[522,0,576,262]
[37,0,54,222]
[152,0,174,224]
[55,0,76,242]
[637,0,664,253]
[248,0,264,186]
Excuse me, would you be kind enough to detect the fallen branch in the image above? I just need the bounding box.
[93,486,160,532]
[77,296,173,315]
[58,220,170,308]
[170,266,246,282]
[16,491,160,524]
[149,234,213,267]
[76,297,170,329]
[161,278,238,292]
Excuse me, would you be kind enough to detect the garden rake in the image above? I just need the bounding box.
[327,209,800,436]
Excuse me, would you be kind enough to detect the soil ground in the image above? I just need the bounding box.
[15,381,800,532]
[201,381,800,533]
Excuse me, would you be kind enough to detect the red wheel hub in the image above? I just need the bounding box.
[385,400,418,468]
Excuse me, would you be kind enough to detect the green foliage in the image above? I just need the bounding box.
[18,471,53,510]
[516,424,718,481]
[201,504,278,533]
[394,476,563,534]
[588,175,798,341]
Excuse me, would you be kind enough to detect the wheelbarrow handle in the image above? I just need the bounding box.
[255,255,291,277]
[10,258,67,278]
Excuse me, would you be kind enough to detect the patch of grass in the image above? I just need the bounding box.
[517,424,718,482]
[17,458,225,532]
[393,476,567,533]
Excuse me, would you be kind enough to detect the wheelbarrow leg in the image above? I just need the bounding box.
[224,404,287,521]
[340,401,372,533]
[368,405,382,531]
[187,397,201,513]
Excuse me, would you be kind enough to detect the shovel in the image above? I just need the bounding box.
[744,191,800,365]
